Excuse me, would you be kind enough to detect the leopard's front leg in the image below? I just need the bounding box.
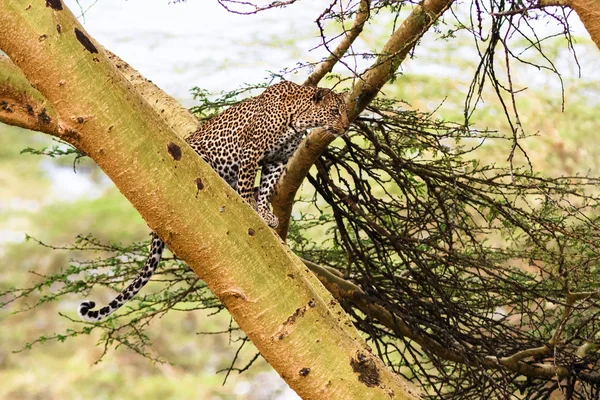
[238,147,278,227]
[254,133,304,229]
[256,161,286,228]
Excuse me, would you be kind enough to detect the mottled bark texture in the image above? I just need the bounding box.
[570,0,600,50]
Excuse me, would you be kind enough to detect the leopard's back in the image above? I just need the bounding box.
[186,81,349,190]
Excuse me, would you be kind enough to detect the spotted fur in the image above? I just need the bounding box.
[78,81,349,322]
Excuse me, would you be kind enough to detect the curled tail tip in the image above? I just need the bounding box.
[78,300,100,322]
[77,235,164,323]
[78,300,95,314]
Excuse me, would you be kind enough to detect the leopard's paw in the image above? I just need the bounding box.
[259,208,279,228]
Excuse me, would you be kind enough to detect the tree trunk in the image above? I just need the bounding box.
[0,1,418,399]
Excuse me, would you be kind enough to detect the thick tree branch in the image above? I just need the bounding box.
[272,0,456,240]
[0,50,198,142]
[0,1,418,398]
[570,0,600,50]
[0,55,58,136]
[103,48,199,140]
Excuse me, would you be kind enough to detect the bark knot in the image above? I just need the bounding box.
[167,142,182,161]
[74,28,98,54]
[0,101,12,113]
[59,126,81,144]
[194,178,204,198]
[46,0,63,10]
[350,351,381,388]
[272,298,315,341]
[38,109,51,125]
[221,288,251,303]
[71,115,93,124]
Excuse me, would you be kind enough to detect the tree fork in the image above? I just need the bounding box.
[0,55,58,136]
[272,0,456,240]
[0,1,418,399]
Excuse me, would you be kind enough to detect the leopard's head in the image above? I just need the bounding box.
[294,87,350,135]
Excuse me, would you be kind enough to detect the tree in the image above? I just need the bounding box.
[2,0,600,399]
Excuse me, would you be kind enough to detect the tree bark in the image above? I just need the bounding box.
[0,1,418,399]
[104,49,199,140]
[570,0,600,50]
[0,50,196,142]
[0,55,58,136]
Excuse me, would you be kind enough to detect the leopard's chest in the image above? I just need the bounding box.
[261,126,303,163]
[187,114,302,189]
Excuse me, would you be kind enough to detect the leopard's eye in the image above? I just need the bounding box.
[332,108,340,116]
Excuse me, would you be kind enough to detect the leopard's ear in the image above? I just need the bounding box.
[313,88,329,103]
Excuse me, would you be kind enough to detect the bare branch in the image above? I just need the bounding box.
[306,254,600,385]
[491,0,571,17]
[273,0,456,240]
[304,0,371,87]
[217,0,302,15]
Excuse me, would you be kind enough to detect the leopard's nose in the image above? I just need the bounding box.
[342,113,350,131]
[341,120,350,132]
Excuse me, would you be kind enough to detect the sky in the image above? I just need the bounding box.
[65,0,336,105]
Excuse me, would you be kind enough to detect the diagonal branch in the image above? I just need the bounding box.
[305,257,600,385]
[272,0,456,240]
[304,0,371,87]
[103,48,199,139]
[0,2,418,398]
[0,55,59,136]
[0,50,198,142]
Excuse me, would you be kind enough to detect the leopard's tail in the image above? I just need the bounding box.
[78,232,165,322]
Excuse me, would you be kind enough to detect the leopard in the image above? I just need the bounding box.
[78,80,349,322]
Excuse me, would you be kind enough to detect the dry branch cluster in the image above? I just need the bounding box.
[296,104,600,398]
